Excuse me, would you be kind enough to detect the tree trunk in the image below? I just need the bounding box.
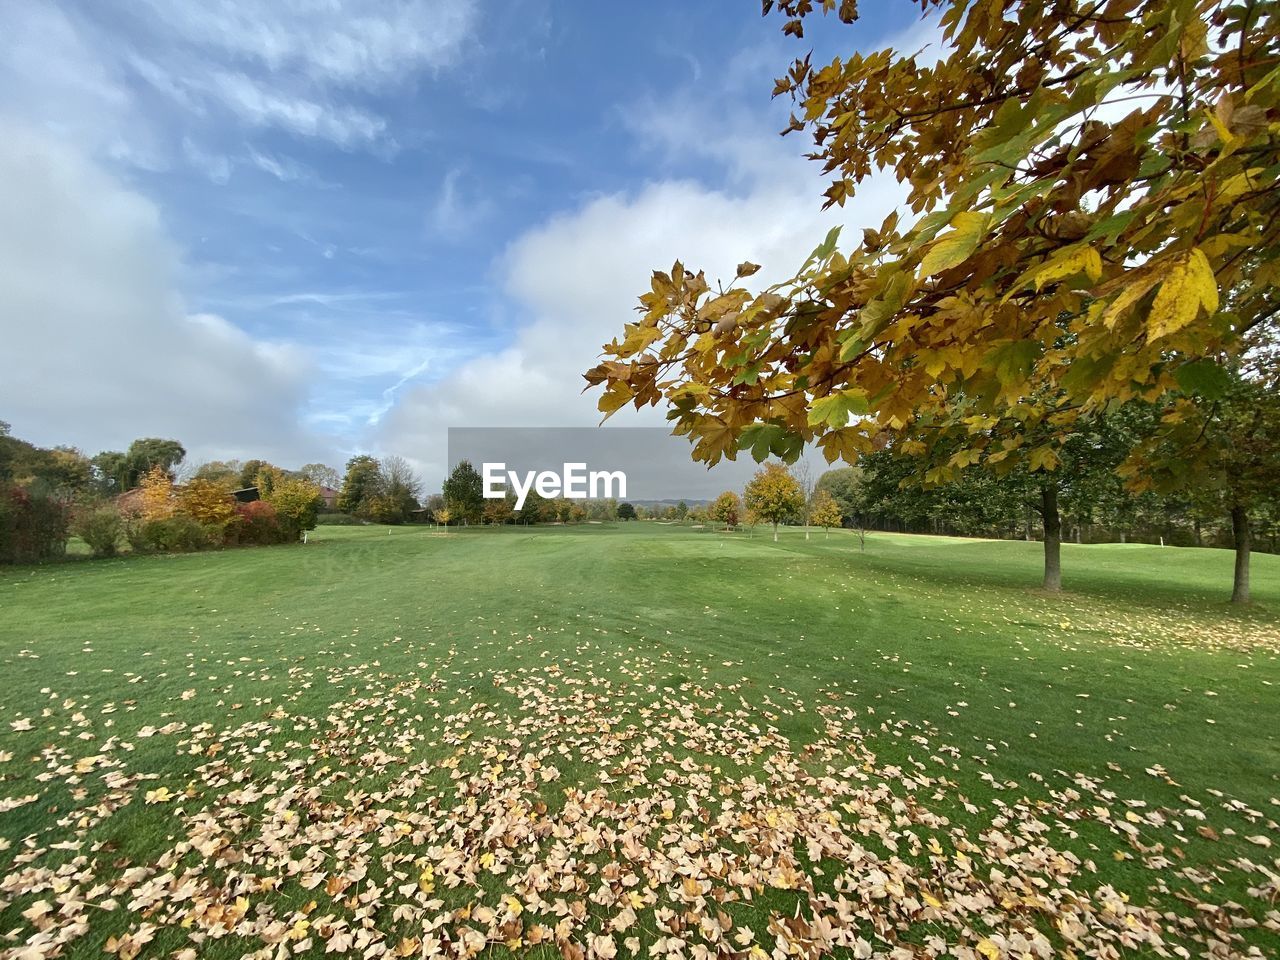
[772,521,779,542]
[1041,484,1062,592]
[1231,504,1250,605]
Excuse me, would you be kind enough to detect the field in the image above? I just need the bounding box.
[1,524,1278,960]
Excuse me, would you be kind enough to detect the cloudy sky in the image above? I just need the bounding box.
[0,1,933,488]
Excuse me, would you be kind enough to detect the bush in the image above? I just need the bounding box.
[75,505,124,558]
[178,478,237,532]
[140,514,209,552]
[267,479,323,541]
[233,500,288,545]
[0,486,71,564]
[124,518,151,554]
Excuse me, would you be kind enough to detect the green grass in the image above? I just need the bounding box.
[1,524,1277,959]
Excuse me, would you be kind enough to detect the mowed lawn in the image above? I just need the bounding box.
[1,524,1277,960]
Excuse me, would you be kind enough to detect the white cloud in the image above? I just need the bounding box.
[377,150,906,487]
[210,72,387,147]
[0,1,478,160]
[132,0,478,89]
[0,125,328,466]
[0,4,165,168]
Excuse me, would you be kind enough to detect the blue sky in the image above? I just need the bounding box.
[0,1,932,486]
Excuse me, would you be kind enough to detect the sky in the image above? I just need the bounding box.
[0,1,936,491]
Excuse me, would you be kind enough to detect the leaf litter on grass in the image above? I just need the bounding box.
[2,637,1278,960]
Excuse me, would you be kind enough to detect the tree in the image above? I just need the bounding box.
[338,455,383,517]
[743,462,803,542]
[442,460,484,525]
[483,493,516,525]
[374,455,422,524]
[90,451,128,495]
[793,460,814,540]
[178,478,237,533]
[125,439,185,488]
[675,500,689,521]
[434,505,452,528]
[238,459,270,489]
[267,478,323,541]
[709,491,741,530]
[617,502,637,521]
[252,463,285,499]
[137,466,175,522]
[194,460,242,485]
[817,467,864,527]
[299,463,341,490]
[1129,375,1280,604]
[810,488,842,538]
[586,1,1277,522]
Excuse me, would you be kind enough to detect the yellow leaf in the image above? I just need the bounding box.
[976,938,1001,960]
[1027,245,1102,291]
[919,211,990,277]
[1148,248,1219,340]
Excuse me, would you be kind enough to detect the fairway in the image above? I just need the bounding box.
[2,525,1278,959]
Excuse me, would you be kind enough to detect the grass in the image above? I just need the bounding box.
[1,523,1277,959]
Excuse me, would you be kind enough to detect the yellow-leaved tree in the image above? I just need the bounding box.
[709,490,741,530]
[810,487,842,538]
[743,462,804,542]
[178,478,237,535]
[585,0,1278,530]
[138,466,175,522]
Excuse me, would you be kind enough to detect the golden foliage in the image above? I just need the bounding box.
[137,466,175,522]
[178,478,237,530]
[586,0,1279,481]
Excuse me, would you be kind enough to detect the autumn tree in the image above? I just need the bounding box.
[483,493,516,525]
[744,462,804,542]
[267,478,323,541]
[124,438,185,488]
[178,478,237,533]
[135,466,176,524]
[586,0,1278,542]
[810,487,842,538]
[709,491,741,530]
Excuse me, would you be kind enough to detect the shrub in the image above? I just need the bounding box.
[234,500,287,545]
[140,514,209,552]
[267,479,323,541]
[178,478,237,533]
[0,486,71,564]
[75,505,124,558]
[124,519,151,554]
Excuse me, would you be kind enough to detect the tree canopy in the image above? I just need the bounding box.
[586,0,1278,479]
[743,462,805,541]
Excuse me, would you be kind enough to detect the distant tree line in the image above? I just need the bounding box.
[0,424,335,562]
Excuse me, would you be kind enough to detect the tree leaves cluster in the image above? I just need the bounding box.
[586,0,1279,599]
